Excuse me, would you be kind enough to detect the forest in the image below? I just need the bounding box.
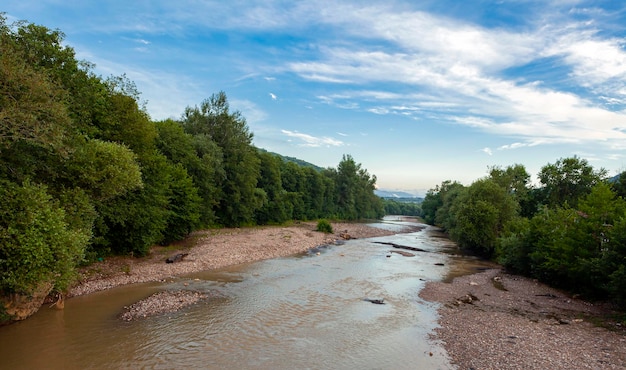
[422,158,626,309]
[0,16,384,316]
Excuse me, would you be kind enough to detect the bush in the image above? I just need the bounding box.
[0,180,90,293]
[316,219,333,234]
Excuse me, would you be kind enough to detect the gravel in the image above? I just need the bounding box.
[71,220,625,366]
[119,290,209,321]
[72,221,415,321]
[70,221,407,298]
[420,268,626,370]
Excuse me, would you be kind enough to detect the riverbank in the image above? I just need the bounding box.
[70,220,418,298]
[420,268,626,370]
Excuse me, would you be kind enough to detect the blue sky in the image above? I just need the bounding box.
[4,1,626,195]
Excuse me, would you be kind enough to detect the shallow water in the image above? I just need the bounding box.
[0,219,487,369]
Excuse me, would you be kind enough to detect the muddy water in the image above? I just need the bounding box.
[0,220,489,369]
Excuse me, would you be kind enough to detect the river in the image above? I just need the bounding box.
[0,218,492,369]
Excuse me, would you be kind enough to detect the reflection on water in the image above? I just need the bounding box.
[0,219,488,369]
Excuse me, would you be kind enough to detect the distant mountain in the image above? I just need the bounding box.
[375,189,424,201]
[609,173,621,183]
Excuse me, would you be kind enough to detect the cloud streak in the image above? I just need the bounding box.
[281,130,344,147]
[280,2,626,150]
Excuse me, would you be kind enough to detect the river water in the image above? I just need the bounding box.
[0,218,491,369]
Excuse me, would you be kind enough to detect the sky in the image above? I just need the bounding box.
[4,1,626,196]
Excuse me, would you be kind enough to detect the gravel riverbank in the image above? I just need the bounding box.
[70,220,625,368]
[70,220,416,298]
[72,220,418,321]
[420,268,626,370]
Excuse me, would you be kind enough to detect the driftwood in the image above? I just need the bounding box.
[165,253,188,264]
[373,242,427,253]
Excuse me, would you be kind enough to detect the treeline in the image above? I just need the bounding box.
[382,199,422,216]
[0,17,383,304]
[422,157,626,308]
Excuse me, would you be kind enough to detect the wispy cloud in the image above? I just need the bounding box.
[281,130,344,147]
[277,2,626,151]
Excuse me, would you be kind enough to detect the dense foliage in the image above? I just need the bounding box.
[0,17,384,303]
[423,158,626,308]
[381,199,422,217]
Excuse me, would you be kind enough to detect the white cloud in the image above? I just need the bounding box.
[269,92,277,100]
[279,3,626,151]
[281,130,344,147]
[481,147,493,156]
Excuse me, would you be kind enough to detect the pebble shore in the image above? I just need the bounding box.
[420,268,626,369]
[70,220,625,368]
[71,221,411,298]
[72,221,418,320]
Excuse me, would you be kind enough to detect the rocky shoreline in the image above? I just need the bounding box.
[71,220,417,298]
[70,219,625,368]
[420,268,626,369]
[72,220,419,320]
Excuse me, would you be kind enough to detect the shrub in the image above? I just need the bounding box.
[0,180,90,293]
[316,219,333,234]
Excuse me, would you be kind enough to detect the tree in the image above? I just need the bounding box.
[182,92,261,226]
[489,164,535,217]
[159,163,202,244]
[92,152,171,256]
[422,180,464,226]
[155,119,220,226]
[280,160,306,219]
[435,182,466,231]
[448,178,518,257]
[0,180,90,294]
[255,151,290,224]
[538,156,607,208]
[65,138,143,201]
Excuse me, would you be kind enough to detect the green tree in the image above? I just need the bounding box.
[182,92,261,226]
[448,178,518,257]
[159,163,202,244]
[65,138,143,201]
[538,156,607,208]
[496,216,532,274]
[155,119,220,226]
[302,167,328,219]
[256,151,289,224]
[0,180,90,294]
[92,152,171,256]
[435,182,465,231]
[489,164,536,217]
[422,180,463,226]
[335,155,358,219]
[280,160,307,220]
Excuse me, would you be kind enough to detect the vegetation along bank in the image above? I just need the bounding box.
[0,17,383,324]
[1,15,625,333]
